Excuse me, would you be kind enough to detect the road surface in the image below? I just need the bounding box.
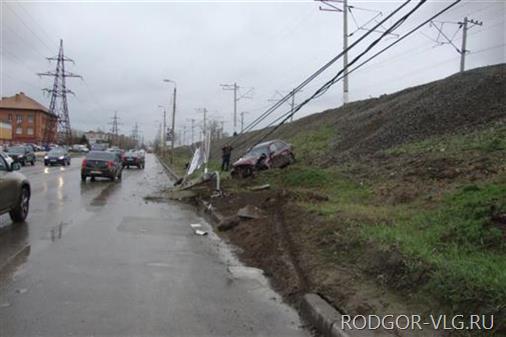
[0,154,308,337]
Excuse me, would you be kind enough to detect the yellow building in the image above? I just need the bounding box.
[0,120,12,144]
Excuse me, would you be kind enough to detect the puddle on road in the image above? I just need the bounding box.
[89,183,118,206]
[117,216,189,237]
[227,266,268,287]
[47,222,67,242]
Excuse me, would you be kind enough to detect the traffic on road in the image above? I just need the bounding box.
[0,145,307,337]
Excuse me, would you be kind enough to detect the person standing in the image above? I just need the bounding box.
[221,144,233,171]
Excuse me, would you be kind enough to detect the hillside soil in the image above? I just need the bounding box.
[161,65,506,337]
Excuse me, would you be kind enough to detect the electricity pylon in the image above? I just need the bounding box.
[109,111,121,146]
[38,39,82,145]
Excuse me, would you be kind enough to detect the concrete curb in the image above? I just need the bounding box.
[301,293,376,337]
[155,155,180,181]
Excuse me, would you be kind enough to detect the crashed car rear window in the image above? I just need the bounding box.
[248,146,269,156]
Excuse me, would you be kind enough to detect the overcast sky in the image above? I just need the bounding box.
[1,0,504,144]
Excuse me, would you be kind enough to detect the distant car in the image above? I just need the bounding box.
[122,151,145,169]
[81,151,123,182]
[231,139,295,178]
[71,144,89,153]
[107,147,125,161]
[6,145,36,166]
[91,143,108,151]
[0,152,31,222]
[44,149,71,166]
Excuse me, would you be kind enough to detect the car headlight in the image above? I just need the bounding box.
[44,156,48,159]
[18,155,24,158]
[59,156,64,160]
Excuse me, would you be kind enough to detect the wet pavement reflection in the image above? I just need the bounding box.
[0,154,308,337]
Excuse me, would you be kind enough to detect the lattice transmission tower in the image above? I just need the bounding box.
[38,39,82,145]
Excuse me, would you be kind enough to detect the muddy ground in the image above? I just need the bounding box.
[200,187,444,337]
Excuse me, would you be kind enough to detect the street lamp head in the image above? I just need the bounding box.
[163,79,176,86]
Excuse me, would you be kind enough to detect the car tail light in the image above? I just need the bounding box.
[82,159,87,167]
[107,160,114,169]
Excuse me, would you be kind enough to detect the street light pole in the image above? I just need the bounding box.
[163,79,177,164]
[157,105,166,156]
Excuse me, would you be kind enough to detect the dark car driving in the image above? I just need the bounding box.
[122,151,145,169]
[231,139,295,178]
[81,151,123,182]
[7,145,36,166]
[44,149,71,166]
[0,152,31,222]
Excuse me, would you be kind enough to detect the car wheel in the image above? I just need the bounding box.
[21,161,26,167]
[91,176,96,182]
[239,166,252,178]
[44,162,48,166]
[31,160,35,166]
[9,186,30,223]
[288,153,295,163]
[68,160,71,166]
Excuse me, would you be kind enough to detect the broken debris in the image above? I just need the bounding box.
[248,184,271,191]
[237,205,265,219]
[190,223,208,236]
[217,215,241,231]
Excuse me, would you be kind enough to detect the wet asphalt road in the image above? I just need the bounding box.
[0,154,308,337]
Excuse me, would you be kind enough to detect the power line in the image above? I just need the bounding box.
[1,72,40,92]
[1,49,42,76]
[4,3,56,54]
[233,0,413,146]
[246,0,463,152]
[356,42,505,93]
[1,23,48,60]
[15,3,58,51]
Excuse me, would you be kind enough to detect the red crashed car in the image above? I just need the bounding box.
[231,139,295,178]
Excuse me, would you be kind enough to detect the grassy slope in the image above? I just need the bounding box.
[279,124,506,316]
[163,65,506,333]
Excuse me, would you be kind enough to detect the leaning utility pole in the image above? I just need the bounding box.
[38,39,82,145]
[220,83,254,133]
[427,17,482,73]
